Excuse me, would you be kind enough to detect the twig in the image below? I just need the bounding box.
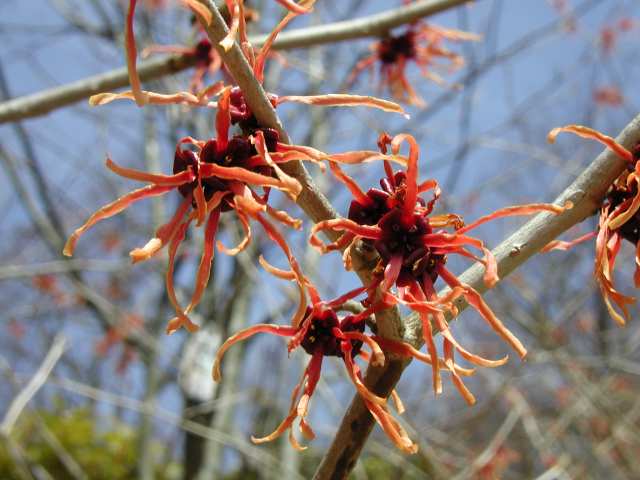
[1,335,67,435]
[0,0,471,124]
[0,258,129,280]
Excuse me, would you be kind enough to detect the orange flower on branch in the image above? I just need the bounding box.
[347,22,480,107]
[213,274,470,453]
[64,86,405,334]
[547,124,640,325]
[92,0,408,122]
[311,133,569,402]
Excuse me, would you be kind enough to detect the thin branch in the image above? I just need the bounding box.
[0,0,471,124]
[0,258,129,280]
[313,114,640,479]
[1,334,67,435]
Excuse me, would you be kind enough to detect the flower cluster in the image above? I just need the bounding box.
[65,0,406,334]
[547,125,640,325]
[62,0,603,458]
[311,133,568,403]
[348,21,479,106]
[213,273,474,452]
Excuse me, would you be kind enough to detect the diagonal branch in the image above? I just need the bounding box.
[0,335,67,436]
[0,0,471,124]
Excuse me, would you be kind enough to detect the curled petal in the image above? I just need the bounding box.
[341,341,387,406]
[390,389,405,415]
[63,184,175,257]
[443,341,476,406]
[595,214,634,325]
[275,0,313,14]
[106,158,195,185]
[609,182,640,230]
[277,94,408,118]
[182,0,212,24]
[335,329,385,367]
[165,219,200,335]
[130,194,192,263]
[212,323,297,381]
[196,81,225,103]
[373,336,475,377]
[184,208,221,314]
[200,163,299,197]
[217,210,251,256]
[266,205,302,229]
[254,214,308,328]
[310,218,381,252]
[259,255,296,280]
[193,177,207,226]
[253,1,314,82]
[219,2,240,51]
[216,88,231,151]
[542,231,596,252]
[548,125,634,163]
[90,89,207,107]
[429,213,463,229]
[327,150,407,166]
[365,399,418,454]
[124,0,147,106]
[457,202,572,235]
[440,266,527,359]
[390,134,420,212]
[328,163,369,205]
[252,131,302,200]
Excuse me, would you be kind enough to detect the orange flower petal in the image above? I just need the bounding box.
[63,184,175,257]
[548,125,633,163]
[106,157,195,185]
[277,94,408,118]
[457,202,571,235]
[212,323,297,381]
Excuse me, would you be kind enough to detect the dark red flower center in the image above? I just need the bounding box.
[349,171,445,284]
[604,143,640,245]
[172,127,280,209]
[300,308,365,358]
[377,31,417,64]
[229,87,279,131]
[193,39,213,66]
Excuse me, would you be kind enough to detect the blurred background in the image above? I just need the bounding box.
[1,0,639,478]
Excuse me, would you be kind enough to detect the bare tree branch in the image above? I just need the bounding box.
[1,335,67,436]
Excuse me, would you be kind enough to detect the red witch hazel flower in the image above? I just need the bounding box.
[64,84,406,334]
[141,37,222,94]
[546,125,640,326]
[347,21,480,106]
[64,87,300,333]
[91,0,406,119]
[311,133,569,403]
[213,259,472,452]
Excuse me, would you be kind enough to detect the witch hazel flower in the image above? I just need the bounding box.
[347,20,480,107]
[311,132,569,403]
[90,0,408,121]
[213,264,472,452]
[546,125,640,326]
[64,82,408,335]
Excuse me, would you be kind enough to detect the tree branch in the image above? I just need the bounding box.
[0,0,471,124]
